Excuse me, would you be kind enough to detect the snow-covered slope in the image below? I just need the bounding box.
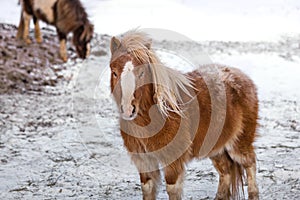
[1,0,300,41]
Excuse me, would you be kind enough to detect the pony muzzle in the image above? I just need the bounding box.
[120,104,137,120]
[86,43,91,57]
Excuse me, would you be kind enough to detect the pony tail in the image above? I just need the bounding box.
[231,161,245,199]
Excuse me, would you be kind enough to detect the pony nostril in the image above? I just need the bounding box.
[130,105,136,118]
[121,105,136,119]
[132,105,136,114]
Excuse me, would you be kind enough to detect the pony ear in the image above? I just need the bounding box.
[145,39,152,49]
[110,36,121,54]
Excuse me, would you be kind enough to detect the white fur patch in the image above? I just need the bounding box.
[120,61,136,117]
[166,174,184,195]
[141,179,154,195]
[33,0,58,23]
[123,61,134,72]
[22,11,32,21]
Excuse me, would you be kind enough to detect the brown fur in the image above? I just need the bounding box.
[17,0,94,62]
[110,30,259,200]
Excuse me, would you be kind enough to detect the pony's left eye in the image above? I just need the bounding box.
[138,71,144,79]
[112,71,118,78]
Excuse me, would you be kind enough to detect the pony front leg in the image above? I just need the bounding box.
[16,12,24,40]
[131,154,160,200]
[33,17,42,43]
[21,11,32,44]
[59,39,68,62]
[140,171,160,200]
[164,162,185,200]
[57,29,68,62]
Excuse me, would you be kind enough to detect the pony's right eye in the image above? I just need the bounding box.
[112,72,118,78]
[138,71,144,79]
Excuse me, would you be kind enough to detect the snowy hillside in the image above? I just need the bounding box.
[1,0,300,41]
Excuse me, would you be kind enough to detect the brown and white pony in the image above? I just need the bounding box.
[16,0,94,62]
[109,30,259,200]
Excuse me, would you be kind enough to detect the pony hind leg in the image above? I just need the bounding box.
[16,11,24,40]
[56,29,68,62]
[246,160,259,200]
[227,145,259,200]
[226,116,259,200]
[210,152,233,200]
[33,16,42,43]
[21,10,32,44]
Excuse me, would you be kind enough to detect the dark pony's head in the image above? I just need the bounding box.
[73,22,94,59]
[109,30,193,120]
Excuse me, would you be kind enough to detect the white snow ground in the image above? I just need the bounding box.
[1,0,300,41]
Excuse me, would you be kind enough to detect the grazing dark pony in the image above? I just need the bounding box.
[109,30,259,200]
[16,0,94,62]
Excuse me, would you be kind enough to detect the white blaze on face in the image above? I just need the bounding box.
[120,61,136,118]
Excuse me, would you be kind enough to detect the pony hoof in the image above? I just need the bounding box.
[61,55,68,62]
[25,38,32,45]
[214,194,230,200]
[16,35,22,40]
[59,51,68,62]
[214,197,229,200]
[248,193,259,200]
[36,37,43,44]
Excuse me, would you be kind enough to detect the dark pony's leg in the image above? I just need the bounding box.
[33,16,42,43]
[57,29,67,62]
[17,0,34,44]
[16,11,24,40]
[210,152,233,200]
[23,10,32,44]
[164,160,185,200]
[17,9,32,44]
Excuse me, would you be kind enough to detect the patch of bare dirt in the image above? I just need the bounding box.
[0,23,107,94]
